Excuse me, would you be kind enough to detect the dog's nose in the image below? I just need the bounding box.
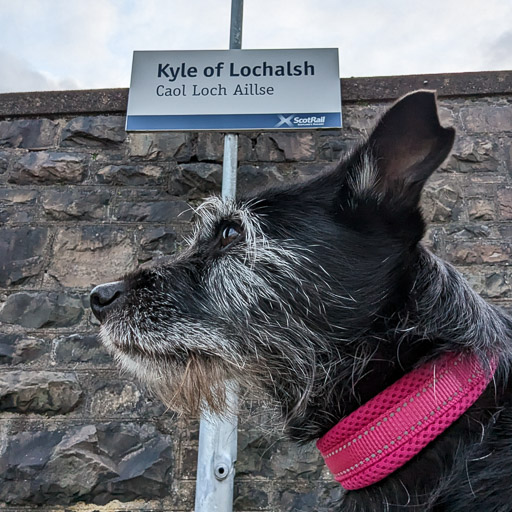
[90,281,126,322]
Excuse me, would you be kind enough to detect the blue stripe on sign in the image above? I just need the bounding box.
[126,112,342,131]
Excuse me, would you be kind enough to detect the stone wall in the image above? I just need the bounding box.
[0,71,511,512]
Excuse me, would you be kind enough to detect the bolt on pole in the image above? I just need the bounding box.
[194,2,243,512]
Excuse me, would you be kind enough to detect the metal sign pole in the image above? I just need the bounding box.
[194,2,243,511]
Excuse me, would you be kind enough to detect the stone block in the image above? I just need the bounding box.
[498,188,512,220]
[238,134,286,162]
[271,132,316,161]
[0,119,60,149]
[277,488,321,512]
[468,198,496,221]
[237,164,285,195]
[236,430,279,478]
[0,371,82,414]
[9,151,87,184]
[87,379,166,417]
[127,133,158,159]
[270,442,324,481]
[0,206,37,224]
[0,150,10,175]
[446,138,501,173]
[41,187,110,220]
[484,271,511,298]
[422,180,462,223]
[47,226,136,288]
[0,188,38,205]
[445,241,512,265]
[53,333,111,365]
[442,223,492,240]
[437,105,456,127]
[318,137,358,161]
[0,334,49,366]
[0,423,174,505]
[0,227,49,287]
[0,292,83,328]
[168,162,222,198]
[0,430,64,504]
[462,181,497,199]
[179,418,200,442]
[128,131,192,161]
[96,163,165,185]
[178,444,198,478]
[276,480,344,512]
[462,271,483,295]
[0,189,39,223]
[61,116,126,146]
[115,198,192,223]
[196,132,224,161]
[89,380,142,417]
[167,480,195,510]
[234,482,270,509]
[342,104,385,133]
[139,227,177,262]
[460,104,512,133]
[0,334,23,365]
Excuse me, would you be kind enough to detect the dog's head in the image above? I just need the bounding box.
[91,91,454,437]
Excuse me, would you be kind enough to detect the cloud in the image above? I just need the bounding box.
[487,30,512,68]
[0,0,511,93]
[0,0,231,92]
[0,50,80,93]
[242,0,512,77]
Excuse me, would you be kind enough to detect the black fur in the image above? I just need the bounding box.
[91,91,512,511]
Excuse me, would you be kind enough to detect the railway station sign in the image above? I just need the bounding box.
[126,48,342,131]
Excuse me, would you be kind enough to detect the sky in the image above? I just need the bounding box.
[0,0,511,94]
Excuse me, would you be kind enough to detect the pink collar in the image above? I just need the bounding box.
[317,352,496,490]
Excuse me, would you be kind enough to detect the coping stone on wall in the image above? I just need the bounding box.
[0,70,511,119]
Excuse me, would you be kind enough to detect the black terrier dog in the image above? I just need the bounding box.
[91,91,512,511]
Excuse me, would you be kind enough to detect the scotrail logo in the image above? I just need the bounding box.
[275,114,326,128]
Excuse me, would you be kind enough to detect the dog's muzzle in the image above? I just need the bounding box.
[90,281,126,323]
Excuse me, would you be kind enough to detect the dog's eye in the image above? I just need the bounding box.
[220,224,242,248]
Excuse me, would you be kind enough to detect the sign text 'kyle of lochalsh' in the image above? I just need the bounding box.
[126,49,342,131]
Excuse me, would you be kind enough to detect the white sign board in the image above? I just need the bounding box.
[126,49,341,131]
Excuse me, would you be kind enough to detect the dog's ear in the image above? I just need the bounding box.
[350,90,455,208]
